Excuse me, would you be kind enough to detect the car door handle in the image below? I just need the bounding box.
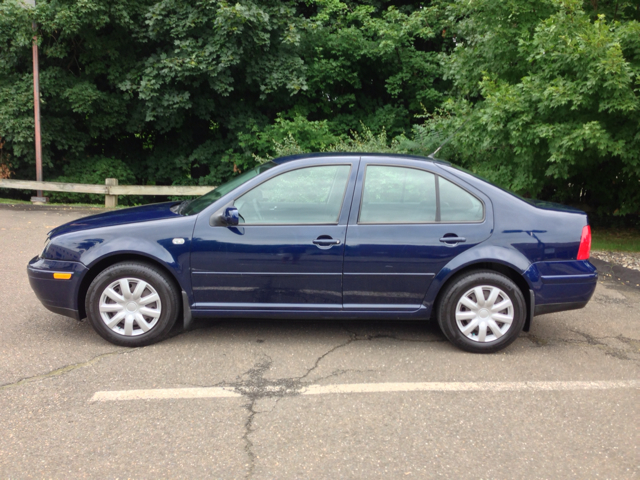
[313,237,341,246]
[439,236,466,244]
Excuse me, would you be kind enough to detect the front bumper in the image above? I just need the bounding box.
[27,256,88,320]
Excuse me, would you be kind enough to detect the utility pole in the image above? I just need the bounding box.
[23,0,47,203]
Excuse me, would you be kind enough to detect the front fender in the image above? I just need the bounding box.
[44,216,197,297]
[83,236,179,271]
[422,244,533,314]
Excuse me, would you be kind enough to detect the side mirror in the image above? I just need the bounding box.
[223,206,239,226]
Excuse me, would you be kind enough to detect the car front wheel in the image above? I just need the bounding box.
[86,262,180,347]
[437,270,526,353]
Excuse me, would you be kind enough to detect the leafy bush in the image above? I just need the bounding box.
[49,157,140,205]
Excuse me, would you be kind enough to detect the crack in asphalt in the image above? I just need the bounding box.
[615,334,640,352]
[212,325,446,478]
[8,320,634,478]
[0,349,133,391]
[0,320,222,393]
[593,293,632,307]
[526,330,639,362]
[570,331,634,361]
[237,358,271,479]
[297,328,358,383]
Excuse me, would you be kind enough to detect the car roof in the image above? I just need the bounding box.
[272,152,451,166]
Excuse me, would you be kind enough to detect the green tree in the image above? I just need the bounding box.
[418,0,640,215]
[0,0,446,190]
[1,0,637,217]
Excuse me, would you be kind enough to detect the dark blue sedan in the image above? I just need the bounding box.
[28,154,597,353]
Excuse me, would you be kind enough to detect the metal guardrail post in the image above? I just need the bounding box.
[105,178,118,207]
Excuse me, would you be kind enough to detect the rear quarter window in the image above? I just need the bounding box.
[439,177,484,222]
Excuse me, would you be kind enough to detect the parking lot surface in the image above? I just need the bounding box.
[1,205,638,478]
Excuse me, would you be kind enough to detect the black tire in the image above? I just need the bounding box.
[86,261,180,347]
[436,270,526,353]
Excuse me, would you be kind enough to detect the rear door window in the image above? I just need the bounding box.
[359,166,437,223]
[358,165,484,224]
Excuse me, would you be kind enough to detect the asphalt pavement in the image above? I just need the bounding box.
[0,204,638,479]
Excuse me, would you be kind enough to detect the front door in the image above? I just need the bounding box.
[191,159,358,309]
[342,158,493,310]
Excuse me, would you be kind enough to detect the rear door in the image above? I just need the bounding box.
[342,157,493,310]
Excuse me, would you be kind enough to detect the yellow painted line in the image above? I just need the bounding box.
[90,380,640,402]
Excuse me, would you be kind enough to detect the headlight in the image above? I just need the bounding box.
[40,237,51,258]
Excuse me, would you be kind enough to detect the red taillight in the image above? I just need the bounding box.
[577,225,591,260]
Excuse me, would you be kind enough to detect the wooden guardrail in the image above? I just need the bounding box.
[0,178,215,207]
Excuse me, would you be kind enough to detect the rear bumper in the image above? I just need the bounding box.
[534,301,589,316]
[526,260,597,316]
[27,256,87,320]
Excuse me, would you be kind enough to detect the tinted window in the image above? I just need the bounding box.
[235,165,351,224]
[439,177,483,222]
[359,166,437,223]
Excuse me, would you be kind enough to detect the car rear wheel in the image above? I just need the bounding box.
[86,262,180,347]
[437,270,526,353]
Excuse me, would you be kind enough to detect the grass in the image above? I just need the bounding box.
[591,228,640,252]
[0,197,31,204]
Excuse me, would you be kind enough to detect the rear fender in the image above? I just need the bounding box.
[423,244,533,314]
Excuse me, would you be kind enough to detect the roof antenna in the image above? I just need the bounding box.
[429,120,468,157]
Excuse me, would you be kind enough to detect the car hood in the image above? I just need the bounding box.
[48,202,181,239]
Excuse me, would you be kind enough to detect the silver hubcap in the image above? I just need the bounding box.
[455,285,514,343]
[99,278,162,337]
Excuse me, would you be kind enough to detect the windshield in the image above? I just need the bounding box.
[181,162,277,216]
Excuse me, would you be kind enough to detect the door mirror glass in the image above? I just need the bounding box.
[223,207,240,226]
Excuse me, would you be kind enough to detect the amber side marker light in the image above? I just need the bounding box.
[53,273,72,280]
[577,225,592,260]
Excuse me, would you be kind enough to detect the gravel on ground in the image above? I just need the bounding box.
[592,250,640,272]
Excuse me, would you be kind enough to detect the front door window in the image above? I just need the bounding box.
[235,165,351,224]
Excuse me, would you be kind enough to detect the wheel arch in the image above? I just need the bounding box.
[77,253,183,319]
[427,260,534,332]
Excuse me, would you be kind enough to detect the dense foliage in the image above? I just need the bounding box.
[0,0,638,215]
[425,0,640,216]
